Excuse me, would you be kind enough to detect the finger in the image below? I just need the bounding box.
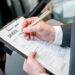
[22,19,32,29]
[29,32,35,40]
[23,28,33,40]
[23,33,30,40]
[25,36,30,40]
[22,17,38,29]
[23,27,39,40]
[28,52,37,60]
[25,32,36,40]
[32,32,36,40]
[23,27,33,33]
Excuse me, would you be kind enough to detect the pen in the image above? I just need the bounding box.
[29,10,51,27]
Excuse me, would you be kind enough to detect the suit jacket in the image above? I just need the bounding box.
[0,0,13,26]
[0,69,4,75]
[61,24,71,47]
[69,20,75,75]
[60,23,75,75]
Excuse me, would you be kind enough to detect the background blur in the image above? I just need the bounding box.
[0,0,38,75]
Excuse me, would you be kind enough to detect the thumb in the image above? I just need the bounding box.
[28,52,36,60]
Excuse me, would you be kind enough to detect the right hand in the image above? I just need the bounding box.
[22,17,55,43]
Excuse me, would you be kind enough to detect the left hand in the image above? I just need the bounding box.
[23,52,49,75]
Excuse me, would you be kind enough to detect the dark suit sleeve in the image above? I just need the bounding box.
[61,24,71,47]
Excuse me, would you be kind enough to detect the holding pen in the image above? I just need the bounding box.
[22,10,62,45]
[29,10,51,27]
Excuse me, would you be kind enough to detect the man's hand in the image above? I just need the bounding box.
[22,17,55,43]
[23,52,49,75]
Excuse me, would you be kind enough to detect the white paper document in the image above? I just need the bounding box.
[0,17,70,75]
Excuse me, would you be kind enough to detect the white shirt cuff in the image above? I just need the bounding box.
[52,26,63,45]
[38,73,49,75]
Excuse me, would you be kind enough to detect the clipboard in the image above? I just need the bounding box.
[0,17,70,75]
